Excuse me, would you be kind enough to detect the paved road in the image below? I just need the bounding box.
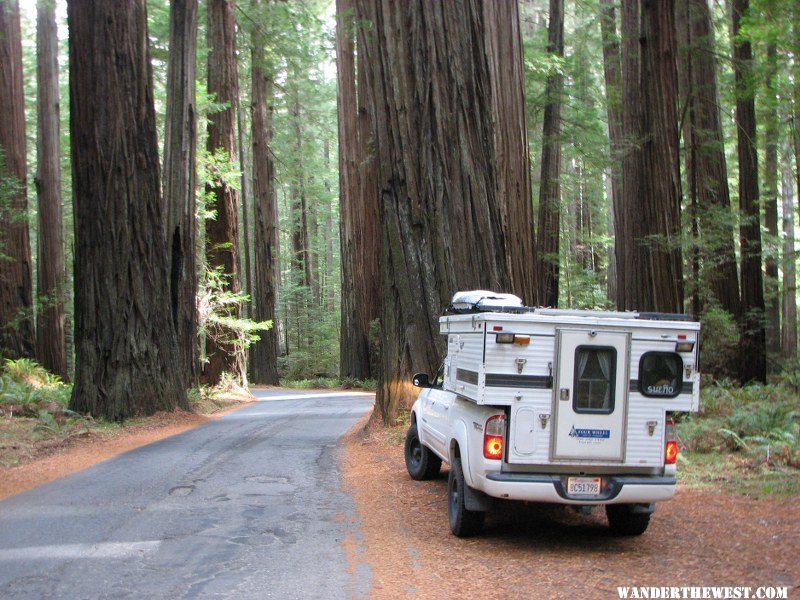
[0,390,374,599]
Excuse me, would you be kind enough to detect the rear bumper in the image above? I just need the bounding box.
[478,472,676,505]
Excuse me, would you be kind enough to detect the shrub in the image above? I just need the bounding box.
[698,307,739,380]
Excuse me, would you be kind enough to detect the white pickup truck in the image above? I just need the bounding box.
[404,291,699,537]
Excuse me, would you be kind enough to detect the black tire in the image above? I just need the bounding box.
[404,423,442,480]
[606,504,651,536]
[448,456,485,537]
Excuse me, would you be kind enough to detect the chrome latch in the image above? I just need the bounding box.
[647,420,658,436]
[539,414,550,429]
[560,388,570,401]
[515,358,527,373]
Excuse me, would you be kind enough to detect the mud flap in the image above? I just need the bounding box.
[631,503,655,515]
[464,484,493,512]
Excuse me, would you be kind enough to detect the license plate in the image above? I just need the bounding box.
[567,477,601,496]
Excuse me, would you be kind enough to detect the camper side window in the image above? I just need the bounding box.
[639,352,683,398]
[573,346,616,414]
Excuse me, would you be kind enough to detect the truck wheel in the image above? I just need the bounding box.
[404,423,442,480]
[605,504,651,536]
[448,456,485,537]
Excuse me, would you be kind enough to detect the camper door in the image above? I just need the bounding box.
[551,329,630,462]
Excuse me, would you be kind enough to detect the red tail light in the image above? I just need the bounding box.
[484,414,505,460]
[665,418,678,464]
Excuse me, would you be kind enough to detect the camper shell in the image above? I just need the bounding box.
[405,291,701,537]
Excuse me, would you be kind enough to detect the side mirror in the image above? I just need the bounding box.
[412,373,430,388]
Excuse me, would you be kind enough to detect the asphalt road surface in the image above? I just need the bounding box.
[0,390,374,599]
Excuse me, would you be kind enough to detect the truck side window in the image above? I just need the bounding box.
[639,352,682,398]
[573,346,616,414]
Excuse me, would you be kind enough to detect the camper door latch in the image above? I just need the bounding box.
[647,420,658,436]
[560,388,569,401]
[539,414,550,429]
[515,358,527,373]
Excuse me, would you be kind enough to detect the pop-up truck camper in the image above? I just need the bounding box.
[405,291,700,536]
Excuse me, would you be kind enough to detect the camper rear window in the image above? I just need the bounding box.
[639,352,683,398]
[573,346,616,414]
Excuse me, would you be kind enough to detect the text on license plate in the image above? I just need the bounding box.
[567,477,601,496]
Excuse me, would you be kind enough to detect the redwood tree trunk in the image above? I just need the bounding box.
[34,0,66,378]
[781,149,797,356]
[617,0,683,313]
[67,0,188,419]
[483,0,537,306]
[732,0,766,383]
[249,0,280,385]
[338,0,379,380]
[675,0,740,322]
[357,0,530,423]
[763,43,780,357]
[163,0,198,389]
[204,0,244,384]
[599,0,622,305]
[535,0,564,308]
[0,0,34,360]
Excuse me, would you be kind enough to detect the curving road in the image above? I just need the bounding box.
[0,390,374,599]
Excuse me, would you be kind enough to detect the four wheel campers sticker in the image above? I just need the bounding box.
[569,426,611,442]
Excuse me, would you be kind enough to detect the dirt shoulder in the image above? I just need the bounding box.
[342,425,800,599]
[0,399,251,502]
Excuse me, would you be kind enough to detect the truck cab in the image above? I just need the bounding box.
[404,291,698,537]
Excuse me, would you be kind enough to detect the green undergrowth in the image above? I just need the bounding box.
[281,377,377,391]
[676,378,800,498]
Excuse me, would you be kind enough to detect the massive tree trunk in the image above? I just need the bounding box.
[67,0,188,420]
[338,0,379,380]
[535,0,564,308]
[204,0,244,384]
[34,0,66,378]
[781,147,797,357]
[163,0,198,389]
[675,0,740,321]
[599,0,622,305]
[0,0,34,360]
[763,43,780,358]
[617,0,683,313]
[357,0,531,423]
[482,0,537,306]
[249,0,280,385]
[732,0,766,383]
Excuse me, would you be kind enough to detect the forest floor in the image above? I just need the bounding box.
[342,423,800,599]
[0,389,253,501]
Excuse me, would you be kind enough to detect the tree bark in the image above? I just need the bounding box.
[483,0,538,306]
[338,0,379,380]
[357,0,530,423]
[237,93,252,318]
[34,0,66,378]
[67,0,188,419]
[617,0,683,313]
[535,0,564,308]
[763,43,780,357]
[249,0,280,385]
[675,0,740,322]
[781,146,797,356]
[204,0,244,384]
[732,0,766,383]
[0,0,34,360]
[163,0,198,389]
